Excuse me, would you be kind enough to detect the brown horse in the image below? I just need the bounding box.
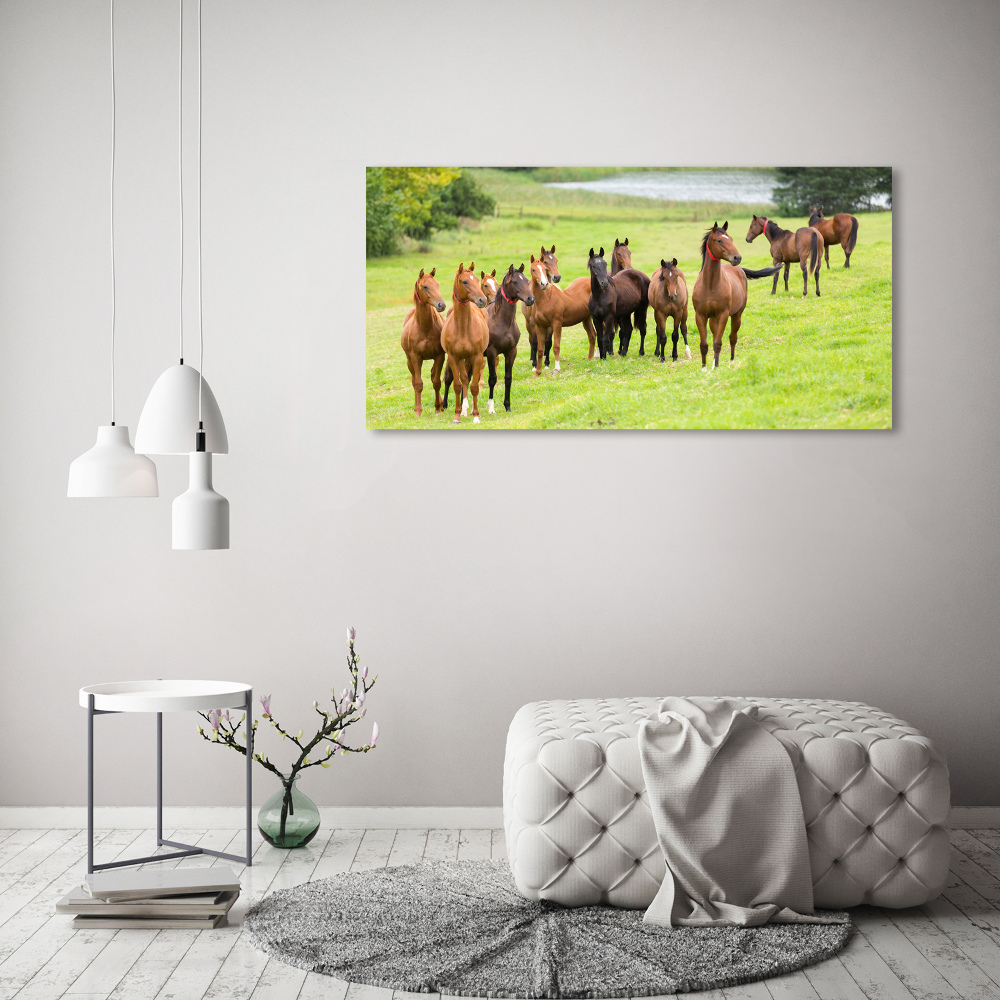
[527,255,597,374]
[441,263,488,424]
[480,269,498,305]
[692,222,781,369]
[745,215,824,297]
[808,207,859,268]
[400,267,447,415]
[648,258,690,362]
[611,237,631,275]
[521,245,560,367]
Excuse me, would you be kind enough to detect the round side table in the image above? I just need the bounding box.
[80,680,253,873]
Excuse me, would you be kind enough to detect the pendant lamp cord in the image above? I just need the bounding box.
[110,0,117,426]
[178,0,184,366]
[196,0,205,447]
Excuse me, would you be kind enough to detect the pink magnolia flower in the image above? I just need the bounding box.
[370,722,380,746]
[346,626,356,644]
[362,666,369,681]
[260,694,272,718]
[207,709,222,732]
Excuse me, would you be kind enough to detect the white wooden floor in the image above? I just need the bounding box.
[1,826,1000,1000]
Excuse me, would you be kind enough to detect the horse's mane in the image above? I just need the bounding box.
[765,220,789,240]
[491,278,506,317]
[699,228,712,271]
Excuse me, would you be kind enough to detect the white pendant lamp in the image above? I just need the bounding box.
[135,0,229,548]
[173,449,229,549]
[134,363,227,454]
[68,0,158,499]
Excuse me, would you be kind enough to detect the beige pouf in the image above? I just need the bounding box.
[503,697,950,910]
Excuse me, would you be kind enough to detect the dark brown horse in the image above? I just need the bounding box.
[400,267,447,415]
[587,248,650,359]
[521,245,560,368]
[745,215,824,297]
[692,222,781,369]
[527,254,597,373]
[486,265,534,413]
[648,258,690,362]
[441,263,488,424]
[808,207,859,268]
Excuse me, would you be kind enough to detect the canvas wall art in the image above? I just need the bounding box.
[365,168,892,430]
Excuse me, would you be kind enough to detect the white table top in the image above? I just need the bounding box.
[79,680,251,713]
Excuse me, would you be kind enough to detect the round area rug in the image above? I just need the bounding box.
[244,860,852,998]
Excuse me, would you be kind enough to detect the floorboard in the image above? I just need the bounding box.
[0,827,996,999]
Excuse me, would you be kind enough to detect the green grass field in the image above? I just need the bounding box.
[367,169,892,430]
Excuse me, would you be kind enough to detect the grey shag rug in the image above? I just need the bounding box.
[244,860,852,997]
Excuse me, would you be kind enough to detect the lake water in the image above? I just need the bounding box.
[545,170,777,205]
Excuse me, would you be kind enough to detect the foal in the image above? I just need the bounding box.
[648,258,690,362]
[400,267,447,415]
[441,263,489,424]
[745,215,824,297]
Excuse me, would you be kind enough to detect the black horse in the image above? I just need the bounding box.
[444,264,534,413]
[587,248,650,358]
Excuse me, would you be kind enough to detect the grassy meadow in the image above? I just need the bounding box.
[367,169,892,430]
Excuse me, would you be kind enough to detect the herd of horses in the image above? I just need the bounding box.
[399,206,860,423]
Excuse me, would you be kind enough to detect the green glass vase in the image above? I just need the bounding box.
[257,777,320,848]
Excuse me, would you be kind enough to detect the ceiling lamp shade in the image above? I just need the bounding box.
[134,363,228,455]
[172,450,229,549]
[68,425,158,497]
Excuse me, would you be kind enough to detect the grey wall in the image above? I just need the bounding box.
[1,0,997,809]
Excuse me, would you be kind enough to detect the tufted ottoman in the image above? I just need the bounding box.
[504,697,950,910]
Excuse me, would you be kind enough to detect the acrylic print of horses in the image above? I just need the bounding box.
[365,167,892,429]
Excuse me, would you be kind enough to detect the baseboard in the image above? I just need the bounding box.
[0,805,505,830]
[948,806,1000,829]
[0,805,994,830]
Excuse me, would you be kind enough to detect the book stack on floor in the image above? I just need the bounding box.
[57,866,241,929]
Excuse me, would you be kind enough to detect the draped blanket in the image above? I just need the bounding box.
[638,697,848,928]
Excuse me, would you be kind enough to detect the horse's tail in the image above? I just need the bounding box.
[809,230,820,275]
[742,265,782,279]
[847,216,859,254]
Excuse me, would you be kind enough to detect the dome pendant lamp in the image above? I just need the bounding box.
[68,0,158,499]
[135,0,229,548]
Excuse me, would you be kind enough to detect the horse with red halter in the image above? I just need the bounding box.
[400,267,447,415]
[443,264,535,415]
[587,248,651,359]
[441,263,489,424]
[692,222,781,369]
[527,253,597,374]
[745,215,824,297]
[648,258,690,362]
[808,207,859,269]
[480,269,498,305]
[521,245,560,368]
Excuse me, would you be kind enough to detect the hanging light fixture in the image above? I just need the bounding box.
[68,0,158,499]
[135,0,229,548]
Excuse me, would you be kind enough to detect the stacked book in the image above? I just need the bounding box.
[57,866,241,928]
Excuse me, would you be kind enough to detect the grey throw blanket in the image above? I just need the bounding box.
[638,696,847,928]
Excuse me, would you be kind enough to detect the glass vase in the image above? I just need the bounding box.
[257,777,320,848]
